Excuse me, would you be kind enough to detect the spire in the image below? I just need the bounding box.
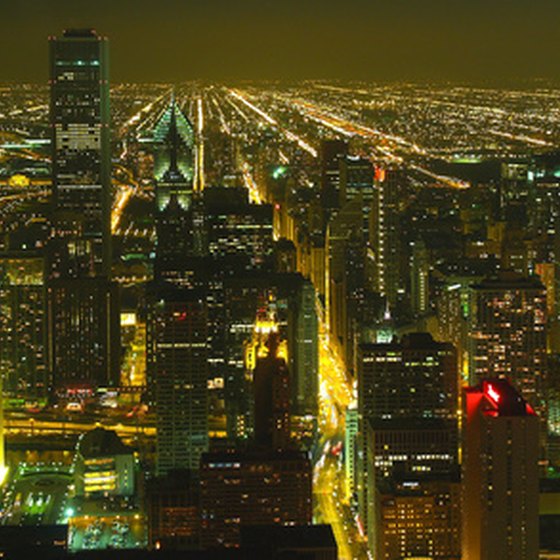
[168,99,179,173]
[383,299,391,321]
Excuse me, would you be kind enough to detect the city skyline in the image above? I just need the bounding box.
[1,17,560,559]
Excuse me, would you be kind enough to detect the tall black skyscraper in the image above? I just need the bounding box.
[153,100,200,285]
[148,98,209,474]
[47,29,118,391]
[49,28,111,277]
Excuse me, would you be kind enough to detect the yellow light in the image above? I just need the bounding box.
[8,174,30,188]
[0,466,8,487]
[120,312,137,327]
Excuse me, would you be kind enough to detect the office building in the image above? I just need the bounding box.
[74,428,136,497]
[47,276,119,389]
[200,449,312,549]
[357,333,458,554]
[152,97,195,185]
[411,239,429,316]
[0,254,47,397]
[253,334,291,451]
[376,478,461,560]
[468,271,547,418]
[462,379,539,560]
[48,29,117,391]
[204,186,274,270]
[289,278,319,418]
[358,333,457,423]
[340,155,374,239]
[344,404,359,502]
[147,471,200,550]
[147,285,209,475]
[49,28,111,277]
[373,168,403,307]
[320,139,348,211]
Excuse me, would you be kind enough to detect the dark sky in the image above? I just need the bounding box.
[2,0,559,83]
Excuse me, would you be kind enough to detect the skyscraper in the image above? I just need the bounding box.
[0,254,47,397]
[200,449,312,549]
[320,139,348,212]
[147,286,209,475]
[411,239,429,316]
[468,271,547,420]
[339,155,374,239]
[373,168,403,307]
[49,28,111,277]
[357,333,458,555]
[152,98,195,185]
[152,99,201,286]
[462,379,539,560]
[290,279,319,419]
[47,29,118,391]
[253,334,291,451]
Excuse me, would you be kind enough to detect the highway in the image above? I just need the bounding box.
[3,413,155,439]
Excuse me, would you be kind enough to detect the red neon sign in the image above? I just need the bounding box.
[486,384,501,404]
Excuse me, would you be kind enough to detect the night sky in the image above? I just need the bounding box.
[2,0,559,83]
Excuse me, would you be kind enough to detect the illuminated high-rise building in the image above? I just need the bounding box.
[0,254,47,397]
[411,239,429,316]
[462,379,539,560]
[373,168,403,307]
[340,155,374,239]
[344,404,359,502]
[340,156,374,205]
[147,286,209,475]
[49,28,111,277]
[48,29,118,391]
[376,478,461,560]
[253,334,291,451]
[47,277,120,389]
[320,139,348,211]
[357,333,458,555]
[153,101,202,287]
[289,278,318,419]
[468,271,547,419]
[200,449,312,549]
[326,197,363,358]
[152,97,195,185]
[358,333,457,423]
[204,186,274,269]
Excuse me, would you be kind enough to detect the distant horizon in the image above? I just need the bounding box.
[4,78,560,89]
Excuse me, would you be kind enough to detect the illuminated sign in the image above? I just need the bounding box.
[485,383,501,404]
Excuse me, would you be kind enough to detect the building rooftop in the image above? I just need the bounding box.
[62,29,98,39]
[471,270,545,291]
[240,524,337,550]
[77,428,130,458]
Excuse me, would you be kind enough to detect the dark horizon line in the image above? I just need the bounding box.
[3,76,560,88]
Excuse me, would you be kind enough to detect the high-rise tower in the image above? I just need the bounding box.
[468,272,547,420]
[47,29,118,391]
[462,379,539,560]
[152,98,195,187]
[49,28,111,277]
[147,286,209,475]
[373,168,403,307]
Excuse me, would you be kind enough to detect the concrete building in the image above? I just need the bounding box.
[462,379,539,560]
